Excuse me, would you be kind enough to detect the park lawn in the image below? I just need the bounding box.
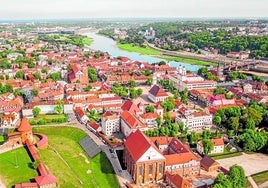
[117,43,160,55]
[35,114,67,120]
[211,152,242,160]
[33,127,119,188]
[0,135,5,143]
[82,37,93,46]
[252,170,268,186]
[0,147,38,187]
[161,55,217,66]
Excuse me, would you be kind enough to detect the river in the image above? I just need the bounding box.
[86,33,201,72]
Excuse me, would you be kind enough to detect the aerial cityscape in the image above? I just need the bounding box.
[0,1,268,188]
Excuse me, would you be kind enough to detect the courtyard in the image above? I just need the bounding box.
[216,152,268,176]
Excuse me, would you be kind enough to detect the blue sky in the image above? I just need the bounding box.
[0,0,267,20]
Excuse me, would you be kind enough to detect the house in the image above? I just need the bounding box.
[197,138,224,155]
[200,156,220,172]
[101,111,120,136]
[124,129,166,185]
[75,107,89,124]
[139,112,159,128]
[148,85,168,103]
[176,111,212,132]
[120,111,147,137]
[87,122,101,133]
[121,100,142,115]
[165,172,192,188]
[150,137,200,177]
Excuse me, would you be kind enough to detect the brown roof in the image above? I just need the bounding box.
[149,85,168,97]
[18,118,32,132]
[211,138,224,146]
[165,172,191,188]
[200,155,219,169]
[121,111,146,129]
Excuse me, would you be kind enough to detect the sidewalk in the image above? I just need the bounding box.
[247,176,259,188]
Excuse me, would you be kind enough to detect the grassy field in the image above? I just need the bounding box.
[211,152,242,160]
[0,147,38,187]
[35,114,67,120]
[117,42,216,66]
[161,55,217,66]
[252,170,268,186]
[82,37,93,46]
[0,127,119,188]
[0,135,5,144]
[117,43,160,55]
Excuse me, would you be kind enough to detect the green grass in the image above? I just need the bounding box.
[211,152,242,160]
[252,170,268,186]
[0,135,5,143]
[35,114,66,120]
[82,37,93,46]
[0,147,38,187]
[0,127,119,188]
[117,42,216,66]
[161,55,217,66]
[117,43,160,55]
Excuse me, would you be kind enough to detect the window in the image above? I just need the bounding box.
[158,163,162,174]
[139,165,143,176]
[149,164,153,175]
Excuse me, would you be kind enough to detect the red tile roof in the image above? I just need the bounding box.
[165,152,199,165]
[35,174,57,186]
[121,100,141,114]
[88,122,100,131]
[165,172,191,188]
[140,112,158,119]
[75,107,85,119]
[124,129,152,162]
[211,138,224,146]
[149,85,168,97]
[121,111,145,129]
[18,118,32,132]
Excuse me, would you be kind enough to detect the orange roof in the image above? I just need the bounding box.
[211,138,224,146]
[140,112,158,119]
[165,153,199,165]
[121,111,145,129]
[18,118,32,132]
[165,172,191,188]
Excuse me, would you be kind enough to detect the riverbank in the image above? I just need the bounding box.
[117,42,216,66]
[82,37,93,46]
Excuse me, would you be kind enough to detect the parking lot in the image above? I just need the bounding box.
[216,152,268,176]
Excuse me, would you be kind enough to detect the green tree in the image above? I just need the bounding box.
[145,78,152,85]
[32,89,39,96]
[32,107,41,117]
[136,88,143,96]
[54,100,64,114]
[145,105,155,113]
[213,173,232,188]
[213,116,222,126]
[15,71,24,79]
[49,72,61,81]
[88,67,97,82]
[252,75,264,82]
[228,165,247,188]
[129,88,137,99]
[213,87,226,95]
[84,85,92,92]
[129,79,137,87]
[203,140,214,155]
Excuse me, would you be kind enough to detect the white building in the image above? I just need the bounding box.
[176,111,212,132]
[101,112,120,136]
[168,66,217,91]
[197,138,224,155]
[148,85,168,103]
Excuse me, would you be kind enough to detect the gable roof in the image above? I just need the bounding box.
[121,111,145,129]
[18,118,32,132]
[149,85,168,97]
[121,100,141,114]
[165,171,191,188]
[211,138,224,146]
[201,155,219,168]
[165,152,199,165]
[124,129,152,162]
